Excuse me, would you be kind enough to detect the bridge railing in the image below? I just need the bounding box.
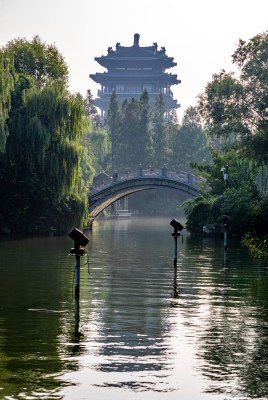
[90,167,206,194]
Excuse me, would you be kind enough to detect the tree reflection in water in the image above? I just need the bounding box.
[0,218,267,399]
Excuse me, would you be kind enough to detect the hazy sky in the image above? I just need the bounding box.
[1,0,267,119]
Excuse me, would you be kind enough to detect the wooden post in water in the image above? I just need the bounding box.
[75,296,80,330]
[173,234,178,267]
[223,246,228,269]
[173,265,179,298]
[170,219,184,267]
[224,231,227,249]
[222,215,231,250]
[75,251,80,298]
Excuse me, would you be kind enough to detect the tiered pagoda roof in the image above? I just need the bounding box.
[90,34,181,116]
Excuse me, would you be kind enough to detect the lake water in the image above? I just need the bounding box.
[0,217,267,400]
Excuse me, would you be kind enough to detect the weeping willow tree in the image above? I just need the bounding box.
[0,50,17,152]
[0,37,90,234]
[87,123,110,174]
[0,83,89,233]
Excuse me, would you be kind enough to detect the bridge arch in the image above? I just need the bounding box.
[88,167,205,220]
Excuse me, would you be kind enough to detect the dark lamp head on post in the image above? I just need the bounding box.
[222,215,231,226]
[134,33,140,46]
[69,228,89,247]
[170,219,184,232]
[222,215,231,232]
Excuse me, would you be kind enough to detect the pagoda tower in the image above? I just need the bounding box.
[90,34,181,118]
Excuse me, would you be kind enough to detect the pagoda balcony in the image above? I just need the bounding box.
[98,89,153,95]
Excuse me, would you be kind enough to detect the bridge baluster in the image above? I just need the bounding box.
[113,172,118,182]
[188,173,193,184]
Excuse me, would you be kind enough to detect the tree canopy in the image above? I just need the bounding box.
[104,91,209,173]
[183,31,268,253]
[5,36,69,88]
[0,37,88,234]
[198,31,268,163]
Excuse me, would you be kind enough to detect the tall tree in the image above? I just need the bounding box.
[152,92,168,166]
[138,89,152,166]
[0,37,88,234]
[178,107,210,169]
[198,31,268,163]
[83,122,110,175]
[120,97,141,168]
[105,90,121,171]
[166,106,210,171]
[84,89,100,126]
[5,35,68,88]
[166,108,179,167]
[1,84,88,233]
[0,50,17,152]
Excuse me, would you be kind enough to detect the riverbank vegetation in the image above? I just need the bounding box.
[182,31,268,259]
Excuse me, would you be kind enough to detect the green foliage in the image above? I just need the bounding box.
[171,107,210,170]
[191,149,260,196]
[185,147,261,236]
[198,31,268,164]
[5,36,68,88]
[105,90,153,171]
[152,92,168,166]
[105,92,210,175]
[182,195,214,233]
[0,37,89,234]
[138,89,152,166]
[0,50,17,152]
[166,108,179,165]
[183,184,260,237]
[210,195,226,222]
[198,71,245,138]
[84,89,100,126]
[220,187,258,236]
[242,235,268,260]
[252,197,268,237]
[241,197,268,259]
[120,97,141,168]
[105,90,121,170]
[83,121,109,176]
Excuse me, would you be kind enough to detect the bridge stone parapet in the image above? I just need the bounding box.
[88,167,206,220]
[90,167,205,194]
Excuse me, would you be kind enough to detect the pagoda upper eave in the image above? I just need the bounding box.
[95,56,176,69]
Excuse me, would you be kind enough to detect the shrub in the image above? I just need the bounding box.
[242,234,268,260]
[210,195,226,222]
[182,195,214,233]
[253,197,268,237]
[220,187,258,237]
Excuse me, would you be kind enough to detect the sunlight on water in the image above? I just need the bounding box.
[0,217,267,399]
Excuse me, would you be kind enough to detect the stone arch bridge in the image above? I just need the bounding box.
[88,167,205,220]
